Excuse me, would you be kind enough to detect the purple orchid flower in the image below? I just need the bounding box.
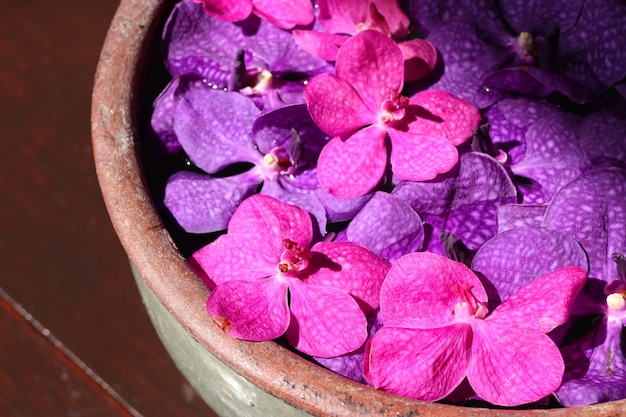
[162,0,332,111]
[408,0,625,106]
[540,167,626,405]
[304,30,481,198]
[193,0,314,29]
[191,194,390,358]
[364,252,587,406]
[293,0,437,81]
[392,152,517,257]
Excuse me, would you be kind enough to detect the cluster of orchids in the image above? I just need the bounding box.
[148,0,626,408]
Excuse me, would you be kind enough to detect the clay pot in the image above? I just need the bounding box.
[91,0,626,415]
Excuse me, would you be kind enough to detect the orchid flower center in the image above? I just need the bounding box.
[379,90,409,125]
[451,283,488,321]
[261,147,293,179]
[607,293,626,311]
[278,239,311,277]
[240,69,274,95]
[512,32,542,66]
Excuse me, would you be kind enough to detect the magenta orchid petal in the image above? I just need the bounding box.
[380,252,487,329]
[368,0,410,39]
[227,194,313,256]
[286,279,368,357]
[406,90,481,146]
[206,278,289,341]
[388,130,458,181]
[398,38,438,82]
[366,325,472,401]
[305,73,376,137]
[307,241,390,313]
[292,30,349,61]
[317,127,388,198]
[468,320,564,406]
[335,30,404,111]
[193,0,253,23]
[191,233,278,286]
[487,266,587,333]
[317,0,364,35]
[250,0,314,29]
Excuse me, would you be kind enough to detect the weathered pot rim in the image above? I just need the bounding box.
[91,0,626,416]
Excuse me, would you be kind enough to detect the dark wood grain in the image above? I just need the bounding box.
[0,1,217,416]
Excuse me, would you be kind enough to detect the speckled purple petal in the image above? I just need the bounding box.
[511,112,591,199]
[164,170,260,234]
[420,18,508,108]
[499,0,582,35]
[496,204,547,233]
[472,227,588,303]
[543,167,626,281]
[345,192,424,262]
[206,277,289,341]
[580,100,626,166]
[408,0,510,41]
[314,187,373,224]
[173,89,261,173]
[393,152,517,255]
[483,68,554,98]
[286,279,368,357]
[525,67,602,104]
[163,0,248,81]
[557,317,626,406]
[151,74,209,153]
[307,241,390,313]
[559,0,626,88]
[335,31,404,112]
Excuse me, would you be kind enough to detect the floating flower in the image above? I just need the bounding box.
[305,30,481,197]
[192,194,390,357]
[193,0,313,29]
[162,0,331,110]
[293,0,437,81]
[408,0,625,106]
[365,252,587,406]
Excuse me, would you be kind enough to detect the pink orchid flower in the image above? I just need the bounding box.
[193,0,313,30]
[191,194,390,358]
[305,30,481,198]
[364,252,587,406]
[293,0,437,81]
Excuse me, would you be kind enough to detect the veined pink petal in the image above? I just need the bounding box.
[193,0,252,22]
[206,278,289,341]
[251,0,314,29]
[227,194,313,260]
[407,91,481,146]
[317,0,365,35]
[487,266,587,333]
[191,234,278,286]
[286,279,367,357]
[307,241,390,313]
[335,31,404,112]
[317,126,388,198]
[305,73,375,137]
[388,130,458,181]
[380,252,487,329]
[366,326,472,401]
[292,30,348,61]
[468,320,564,406]
[397,39,438,82]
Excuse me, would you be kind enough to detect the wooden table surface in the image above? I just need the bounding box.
[0,2,218,416]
